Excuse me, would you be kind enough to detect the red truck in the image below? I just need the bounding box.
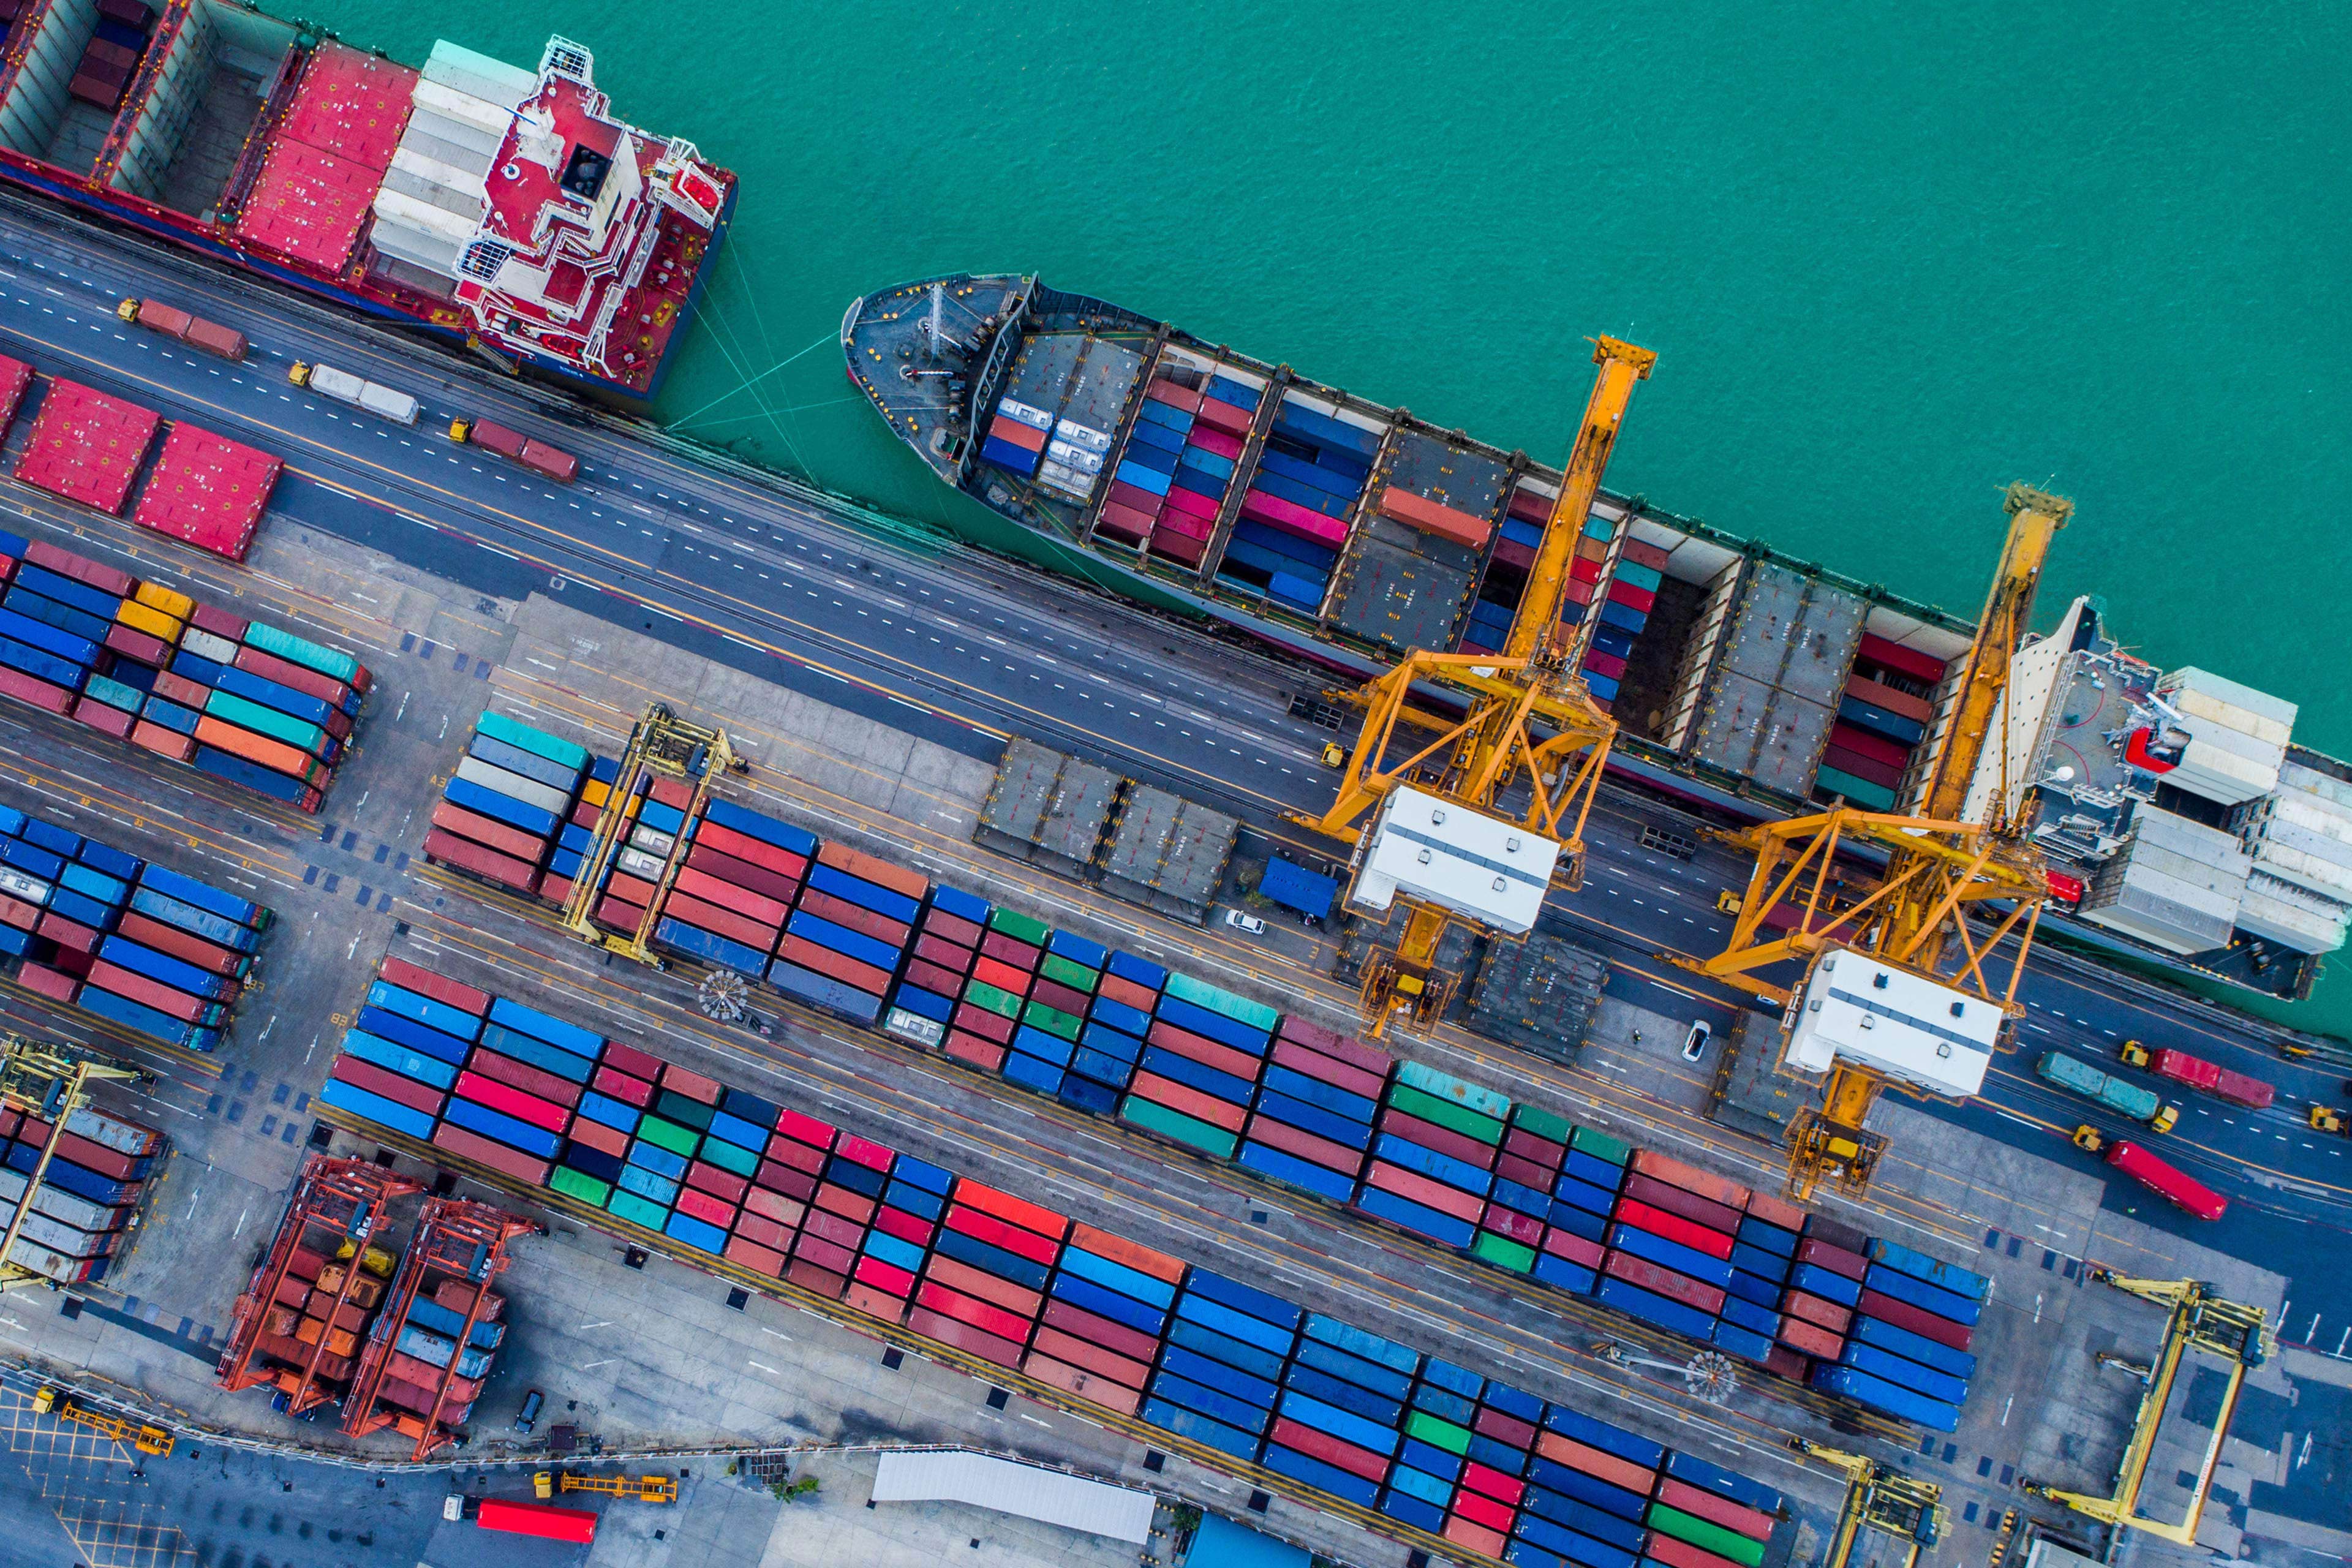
[2105,1140,2228,1221]
[2125,1042,2275,1110]
[115,298,247,361]
[452,416,579,483]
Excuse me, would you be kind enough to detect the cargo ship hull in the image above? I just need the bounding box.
[845,274,2347,1001]
[0,4,735,404]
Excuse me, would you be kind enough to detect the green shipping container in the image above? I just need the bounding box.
[1118,1095,1238,1160]
[1022,1000,1082,1041]
[1396,1060,1512,1120]
[606,1189,671,1230]
[1511,1103,1577,1144]
[1038,953,1099,993]
[963,980,1024,1020]
[205,688,328,756]
[1404,1411,1471,1454]
[243,619,363,685]
[1472,1231,1536,1273]
[549,1166,610,1206]
[1163,971,1279,1034]
[1388,1082,1504,1144]
[697,1136,761,1179]
[1569,1125,1632,1166]
[635,1116,699,1158]
[1648,1506,1766,1568]
[1814,764,1897,812]
[987,908,1052,948]
[656,1088,715,1131]
[477,710,590,772]
[85,674,142,713]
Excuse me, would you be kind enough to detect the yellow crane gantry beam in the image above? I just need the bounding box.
[0,1036,151,1294]
[1293,339,1652,1036]
[559,704,744,967]
[1671,484,2070,1199]
[1789,1439,1947,1568]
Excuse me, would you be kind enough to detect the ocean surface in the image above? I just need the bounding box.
[352,3,2350,1030]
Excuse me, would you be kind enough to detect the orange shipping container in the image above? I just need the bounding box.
[814,840,928,902]
[1068,1223,1185,1282]
[1625,1148,1750,1211]
[195,714,323,783]
[1377,484,1492,550]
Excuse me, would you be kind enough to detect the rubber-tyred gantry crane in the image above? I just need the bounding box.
[1672,484,2071,1199]
[559,703,745,967]
[0,1035,151,1294]
[1297,337,1652,1036]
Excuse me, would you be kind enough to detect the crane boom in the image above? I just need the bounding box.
[1921,485,2070,824]
[1510,337,1656,659]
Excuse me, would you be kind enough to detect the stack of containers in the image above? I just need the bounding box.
[1596,1150,1744,1345]
[1380,1357,1485,1537]
[946,907,1042,1072]
[1777,1214,1868,1377]
[771,844,924,1027]
[1041,411,1113,505]
[1097,379,1196,548]
[1238,1016,1389,1204]
[0,1101,162,1284]
[883,884,990,1051]
[543,755,623,908]
[0,534,370,810]
[1025,1223,1181,1417]
[318,963,486,1142]
[979,398,1049,481]
[1478,1104,1574,1278]
[390,1276,505,1428]
[846,1152,951,1323]
[586,773,689,938]
[1148,1268,1298,1462]
[645,1063,757,1259]
[788,1132,895,1300]
[1354,1062,1507,1251]
[1825,635,1947,812]
[1461,489,1554,654]
[445,994,600,1187]
[913,1178,1068,1370]
[1581,538,1670,707]
[1145,377,1257,569]
[739,1109,837,1282]
[1442,1378,1545,1559]
[428,714,590,895]
[1814,1238,1984,1431]
[1716,1191,1806,1373]
[1065,949,1162,1108]
[0,805,268,1054]
[654,799,815,978]
[1646,1453,1782,1568]
[1518,1406,1665,1568]
[548,1036,657,1215]
[1266,1313,1417,1511]
[1121,973,1275,1162]
[1539,1126,1630,1295]
[1232,395,1375,614]
[1005,918,1089,1096]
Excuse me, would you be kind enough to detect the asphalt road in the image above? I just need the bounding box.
[0,191,2338,1290]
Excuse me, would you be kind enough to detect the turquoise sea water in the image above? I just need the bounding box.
[349,3,2350,1026]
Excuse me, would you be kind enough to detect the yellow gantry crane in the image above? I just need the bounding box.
[0,1036,153,1294]
[31,1387,173,1457]
[1295,337,1653,1036]
[2024,1273,2271,1546]
[1789,1439,1947,1568]
[559,703,744,967]
[1671,485,2070,1198]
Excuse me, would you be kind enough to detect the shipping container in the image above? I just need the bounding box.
[2144,1047,2274,1110]
[2104,1140,2227,1221]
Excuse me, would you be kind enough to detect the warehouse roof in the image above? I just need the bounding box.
[870,1450,1155,1543]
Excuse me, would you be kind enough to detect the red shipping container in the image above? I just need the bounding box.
[1444,1517,1508,1559]
[568,1118,629,1159]
[1844,674,1934,722]
[916,1280,1032,1344]
[1472,1411,1536,1452]
[1659,1478,1777,1541]
[1496,1152,1555,1190]
[1378,1108,1496,1170]
[1602,1250,1727,1315]
[1856,630,1948,685]
[74,698,134,737]
[693,821,806,880]
[1270,1417,1389,1483]
[1480,1206,1543,1246]
[954,1002,1016,1044]
[913,933,973,973]
[104,622,170,667]
[1782,1291,1852,1336]
[924,908,983,947]
[1542,1228,1604,1268]
[1040,1297,1161,1362]
[1147,1020,1262,1083]
[17,963,76,1003]
[683,843,801,905]
[1534,1431,1654,1494]
[1069,1224,1185,1281]
[809,1191,873,1232]
[785,1257,846,1298]
[428,801,545,864]
[835,1134,894,1169]
[926,1256,1042,1318]
[1626,1149,1749,1210]
[330,1055,442,1115]
[946,1032,1006,1071]
[40,916,101,955]
[672,866,790,927]
[425,831,538,893]
[674,1186,735,1229]
[1242,1113,1359,1173]
[1191,395,1251,435]
[774,1108,837,1150]
[1146,379,1204,413]
[27,541,133,596]
[1795,1236,1868,1279]
[792,1234,855,1274]
[978,930,1039,970]
[1827,721,1913,770]
[1621,1172,1744,1235]
[1647,1532,1749,1568]
[1606,579,1656,614]
[907,1306,1022,1369]
[1268,1039,1386,1099]
[1028,977,1090,1016]
[129,720,195,762]
[1777,1317,1843,1359]
[725,1236,786,1277]
[685,1161,749,1204]
[903,957,964,997]
[1126,1072,1246,1133]
[0,894,36,932]
[734,1209,794,1251]
[758,1163,818,1202]
[1615,1198,1735,1259]
[1744,1189,1808,1232]
[592,1065,654,1107]
[1449,1486,1517,1532]
[453,1071,568,1132]
[947,1200,1063,1260]
[1023,1352,1143,1415]
[813,841,927,902]
[798,889,911,947]
[971,954,1036,997]
[0,666,72,714]
[763,1133,827,1174]
[1856,1289,1973,1351]
[872,1205,930,1247]
[431,1123,549,1186]
[465,1048,582,1109]
[1363,1161,1485,1224]
[1503,1126,1566,1167]
[1030,1325,1150,1388]
[778,936,889,997]
[853,1255,916,1296]
[1097,975,1158,1014]
[1096,502,1157,541]
[1820,745,1904,791]
[663,890,777,952]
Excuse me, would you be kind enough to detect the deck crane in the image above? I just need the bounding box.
[1670,485,2070,1199]
[1789,1439,1947,1568]
[2023,1272,2271,1546]
[0,1035,152,1294]
[1294,337,1653,1036]
[559,703,745,967]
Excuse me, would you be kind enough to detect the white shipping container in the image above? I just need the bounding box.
[2275,794,2352,848]
[4,1236,89,1284]
[1053,420,1112,453]
[181,627,241,665]
[1046,439,1104,474]
[305,363,368,404]
[616,846,666,880]
[997,399,1054,432]
[64,1106,160,1158]
[2236,878,2348,953]
[628,826,676,857]
[2167,687,2292,748]
[883,1008,946,1049]
[14,1211,113,1259]
[2158,667,2297,732]
[2282,760,2352,812]
[2253,843,2352,902]
[0,867,50,905]
[452,755,571,816]
[356,382,421,426]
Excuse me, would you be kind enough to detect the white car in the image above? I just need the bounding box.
[1681,1020,1713,1061]
[1226,909,1267,935]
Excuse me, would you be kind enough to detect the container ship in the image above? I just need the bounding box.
[0,1,734,402]
[843,274,2352,1002]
